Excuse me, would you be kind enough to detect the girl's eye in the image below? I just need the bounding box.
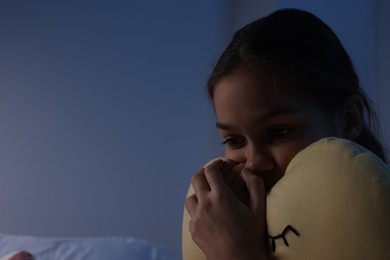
[222,136,246,149]
[269,127,293,139]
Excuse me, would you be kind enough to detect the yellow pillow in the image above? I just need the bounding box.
[182,137,390,260]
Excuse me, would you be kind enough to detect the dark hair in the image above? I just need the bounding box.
[207,8,387,162]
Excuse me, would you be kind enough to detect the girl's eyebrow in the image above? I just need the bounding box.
[216,122,235,130]
[216,107,301,130]
[259,107,301,121]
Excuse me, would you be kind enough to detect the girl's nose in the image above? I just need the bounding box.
[244,145,274,175]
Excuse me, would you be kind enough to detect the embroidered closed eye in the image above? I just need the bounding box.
[268,225,300,253]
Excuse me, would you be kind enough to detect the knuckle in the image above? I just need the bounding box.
[185,198,191,210]
[185,195,197,211]
[202,198,213,209]
[212,190,225,204]
[189,217,204,243]
[205,160,221,172]
[191,170,204,183]
[203,167,211,177]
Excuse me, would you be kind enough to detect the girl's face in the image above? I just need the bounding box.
[213,65,343,191]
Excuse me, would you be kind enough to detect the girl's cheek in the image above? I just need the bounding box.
[225,149,245,164]
[273,143,302,173]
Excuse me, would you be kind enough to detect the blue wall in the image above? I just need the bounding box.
[0,1,231,257]
[375,0,390,149]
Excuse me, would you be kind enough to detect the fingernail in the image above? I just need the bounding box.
[206,159,223,170]
[216,160,225,169]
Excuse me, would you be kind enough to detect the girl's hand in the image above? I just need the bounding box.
[221,159,250,206]
[185,160,269,260]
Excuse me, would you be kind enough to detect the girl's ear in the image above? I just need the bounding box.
[341,95,364,140]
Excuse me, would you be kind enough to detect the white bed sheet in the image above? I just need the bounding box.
[0,234,176,260]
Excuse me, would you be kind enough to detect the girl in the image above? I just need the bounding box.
[185,8,387,260]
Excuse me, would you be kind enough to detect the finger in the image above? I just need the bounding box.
[223,163,244,184]
[203,157,224,168]
[204,160,226,191]
[185,194,198,218]
[221,159,239,173]
[241,168,266,216]
[191,169,210,194]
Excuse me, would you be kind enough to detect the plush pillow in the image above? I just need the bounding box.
[182,137,390,260]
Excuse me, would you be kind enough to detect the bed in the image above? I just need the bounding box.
[0,233,176,260]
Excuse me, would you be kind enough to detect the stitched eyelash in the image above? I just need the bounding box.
[268,225,300,253]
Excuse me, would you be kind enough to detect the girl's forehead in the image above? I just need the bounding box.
[213,63,316,107]
[214,65,289,101]
[213,65,323,117]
